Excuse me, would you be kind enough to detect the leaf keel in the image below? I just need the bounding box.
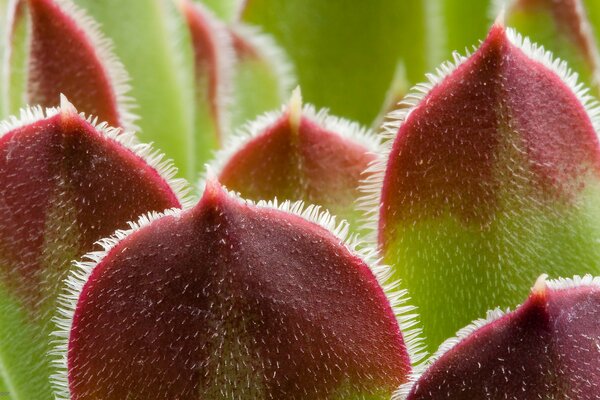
[62,179,414,400]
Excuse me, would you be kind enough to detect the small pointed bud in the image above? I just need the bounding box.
[228,24,296,128]
[397,275,600,400]
[59,179,417,400]
[0,102,187,399]
[362,24,600,351]
[211,93,382,230]
[179,0,234,160]
[25,0,136,129]
[505,0,600,94]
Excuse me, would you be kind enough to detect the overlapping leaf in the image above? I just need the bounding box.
[3,0,136,129]
[397,274,600,399]
[0,98,187,399]
[72,0,197,177]
[56,178,420,400]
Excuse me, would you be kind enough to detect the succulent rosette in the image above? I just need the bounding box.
[0,0,600,399]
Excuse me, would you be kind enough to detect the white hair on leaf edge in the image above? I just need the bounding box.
[46,0,139,131]
[207,100,384,179]
[392,273,599,399]
[505,27,600,134]
[230,23,297,100]
[356,49,470,245]
[0,98,193,210]
[392,306,508,400]
[207,180,428,368]
[545,273,600,290]
[49,207,183,400]
[357,25,600,248]
[50,181,426,398]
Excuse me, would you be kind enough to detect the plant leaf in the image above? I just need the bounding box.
[180,0,234,161]
[210,89,381,231]
[71,0,197,178]
[0,98,187,400]
[505,0,600,96]
[228,23,296,130]
[5,0,138,131]
[2,0,29,120]
[199,0,241,22]
[361,23,600,352]
[397,274,600,400]
[434,0,492,62]
[57,178,419,400]
[240,0,428,126]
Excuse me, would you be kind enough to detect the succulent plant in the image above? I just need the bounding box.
[0,0,599,399]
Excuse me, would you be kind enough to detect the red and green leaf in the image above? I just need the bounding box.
[57,178,420,400]
[180,0,234,161]
[397,274,600,399]
[211,89,382,230]
[4,0,137,130]
[0,98,188,399]
[361,23,600,352]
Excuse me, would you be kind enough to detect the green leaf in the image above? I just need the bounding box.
[1,0,29,121]
[72,0,197,179]
[199,0,240,22]
[241,0,429,126]
[229,24,295,130]
[433,0,492,62]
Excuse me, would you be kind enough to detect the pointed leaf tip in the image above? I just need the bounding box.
[210,102,382,230]
[0,106,184,399]
[370,23,600,351]
[62,185,413,399]
[288,86,303,133]
[25,0,136,129]
[400,275,600,400]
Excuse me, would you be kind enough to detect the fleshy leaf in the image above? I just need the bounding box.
[2,0,29,119]
[72,0,197,178]
[228,23,295,130]
[199,0,241,22]
[23,0,137,129]
[56,178,420,400]
[241,0,427,125]
[211,89,382,230]
[361,23,600,352]
[180,0,234,161]
[397,274,600,400]
[0,98,188,400]
[505,0,600,95]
